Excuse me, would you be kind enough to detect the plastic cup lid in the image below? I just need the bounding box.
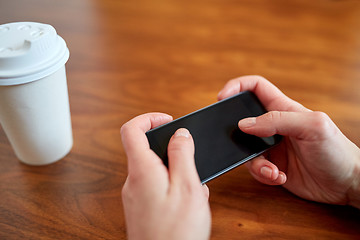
[0,22,69,86]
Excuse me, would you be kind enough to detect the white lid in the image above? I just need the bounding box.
[0,22,69,85]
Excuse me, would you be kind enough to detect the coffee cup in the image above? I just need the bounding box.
[0,22,73,165]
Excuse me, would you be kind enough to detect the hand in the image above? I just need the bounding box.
[120,113,211,240]
[218,76,360,207]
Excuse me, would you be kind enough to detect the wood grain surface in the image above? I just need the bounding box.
[0,0,360,239]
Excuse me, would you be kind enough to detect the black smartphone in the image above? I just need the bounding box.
[146,91,282,184]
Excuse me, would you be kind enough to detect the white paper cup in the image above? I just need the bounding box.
[0,22,72,165]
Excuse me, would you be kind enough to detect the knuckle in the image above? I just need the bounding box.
[120,123,129,136]
[312,111,332,128]
[121,173,144,200]
[265,110,282,121]
[121,180,131,199]
[312,111,330,127]
[252,75,268,82]
[310,111,337,138]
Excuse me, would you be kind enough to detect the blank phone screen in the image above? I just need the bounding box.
[146,91,282,183]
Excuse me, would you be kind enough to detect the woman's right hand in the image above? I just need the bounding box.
[218,76,360,208]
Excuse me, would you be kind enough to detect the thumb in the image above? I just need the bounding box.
[238,111,337,141]
[167,128,201,186]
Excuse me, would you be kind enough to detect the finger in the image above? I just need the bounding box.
[202,184,210,199]
[167,128,201,186]
[245,156,287,185]
[238,111,338,141]
[121,112,173,172]
[217,75,309,112]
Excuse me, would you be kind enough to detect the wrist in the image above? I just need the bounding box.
[347,148,360,209]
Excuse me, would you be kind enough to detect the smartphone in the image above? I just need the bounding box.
[146,91,282,184]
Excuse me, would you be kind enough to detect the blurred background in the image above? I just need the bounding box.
[2,0,360,139]
[0,0,360,239]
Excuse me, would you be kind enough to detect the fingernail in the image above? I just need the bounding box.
[218,88,232,98]
[238,117,256,128]
[279,173,287,184]
[174,128,190,138]
[260,166,273,179]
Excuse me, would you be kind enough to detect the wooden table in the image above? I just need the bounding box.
[1,0,360,239]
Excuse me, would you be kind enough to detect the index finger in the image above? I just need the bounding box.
[217,75,310,112]
[120,112,173,171]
